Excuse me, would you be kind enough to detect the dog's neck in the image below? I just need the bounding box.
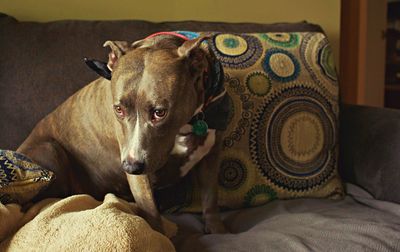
[171,103,219,177]
[171,126,216,177]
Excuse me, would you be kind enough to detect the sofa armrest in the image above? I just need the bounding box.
[339,104,400,204]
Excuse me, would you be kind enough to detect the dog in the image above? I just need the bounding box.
[17,32,229,234]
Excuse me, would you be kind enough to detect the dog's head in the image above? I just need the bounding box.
[99,35,210,176]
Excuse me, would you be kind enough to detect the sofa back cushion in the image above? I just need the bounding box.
[0,13,322,150]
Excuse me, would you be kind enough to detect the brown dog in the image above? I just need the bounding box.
[17,33,228,234]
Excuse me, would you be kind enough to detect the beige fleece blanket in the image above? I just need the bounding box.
[0,194,176,251]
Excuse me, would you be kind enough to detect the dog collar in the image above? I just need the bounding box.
[189,49,226,136]
[188,62,225,137]
[145,31,190,41]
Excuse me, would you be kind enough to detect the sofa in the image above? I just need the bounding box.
[1,13,400,251]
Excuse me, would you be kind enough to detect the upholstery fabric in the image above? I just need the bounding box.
[0,150,54,204]
[339,104,400,204]
[167,183,400,251]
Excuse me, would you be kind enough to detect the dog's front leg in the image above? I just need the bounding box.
[125,173,165,234]
[195,133,228,234]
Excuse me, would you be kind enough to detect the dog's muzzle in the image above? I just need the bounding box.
[122,159,146,175]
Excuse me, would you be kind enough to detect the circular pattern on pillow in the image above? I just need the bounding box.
[223,74,254,149]
[318,43,337,81]
[224,93,235,126]
[260,33,299,48]
[250,86,336,191]
[243,184,277,207]
[209,34,263,69]
[246,72,272,96]
[282,111,324,163]
[215,34,248,56]
[263,48,300,82]
[218,158,247,190]
[300,33,338,100]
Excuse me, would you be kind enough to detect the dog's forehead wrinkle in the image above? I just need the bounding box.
[146,36,185,49]
[121,48,145,69]
[139,67,175,96]
[114,73,138,104]
[145,49,182,68]
[112,51,145,101]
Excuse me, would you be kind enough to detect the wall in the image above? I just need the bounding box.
[340,0,387,107]
[364,0,386,107]
[0,0,341,65]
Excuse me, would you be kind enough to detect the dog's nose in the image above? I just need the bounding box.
[122,159,146,175]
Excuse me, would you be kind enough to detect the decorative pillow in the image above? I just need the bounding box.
[161,31,344,212]
[0,150,54,204]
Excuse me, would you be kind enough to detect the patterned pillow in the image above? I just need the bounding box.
[159,31,344,213]
[0,150,54,204]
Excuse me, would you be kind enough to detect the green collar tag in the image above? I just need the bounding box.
[192,119,208,136]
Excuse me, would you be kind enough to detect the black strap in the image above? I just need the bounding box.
[84,58,112,80]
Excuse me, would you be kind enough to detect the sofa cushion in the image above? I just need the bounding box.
[339,104,400,204]
[157,31,343,212]
[167,183,400,251]
[0,150,54,204]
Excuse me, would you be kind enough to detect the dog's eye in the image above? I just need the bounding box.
[152,109,167,122]
[113,105,125,117]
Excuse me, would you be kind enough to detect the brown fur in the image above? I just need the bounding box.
[18,35,227,233]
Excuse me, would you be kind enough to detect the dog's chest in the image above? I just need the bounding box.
[171,127,216,176]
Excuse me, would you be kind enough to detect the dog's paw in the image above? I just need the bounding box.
[204,217,229,234]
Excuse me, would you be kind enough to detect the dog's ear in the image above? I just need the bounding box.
[103,40,131,71]
[131,39,146,49]
[177,36,210,75]
[177,36,209,57]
